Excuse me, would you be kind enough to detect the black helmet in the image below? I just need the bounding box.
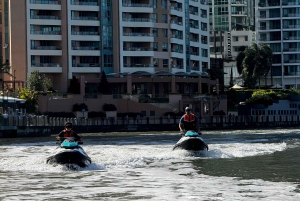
[65,122,73,128]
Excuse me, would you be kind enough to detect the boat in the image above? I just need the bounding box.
[46,137,92,168]
[173,131,208,151]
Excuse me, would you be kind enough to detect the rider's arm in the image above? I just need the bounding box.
[179,117,185,133]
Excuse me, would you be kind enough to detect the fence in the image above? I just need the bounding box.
[1,114,300,137]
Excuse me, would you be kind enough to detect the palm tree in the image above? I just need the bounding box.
[235,46,247,75]
[242,43,273,88]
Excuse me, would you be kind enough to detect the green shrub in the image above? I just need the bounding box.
[103,103,117,111]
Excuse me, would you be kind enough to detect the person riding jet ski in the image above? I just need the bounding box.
[179,107,201,135]
[56,122,83,143]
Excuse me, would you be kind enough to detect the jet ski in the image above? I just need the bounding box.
[173,131,208,151]
[46,137,92,168]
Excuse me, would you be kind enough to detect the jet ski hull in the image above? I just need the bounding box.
[46,147,91,167]
[173,136,208,151]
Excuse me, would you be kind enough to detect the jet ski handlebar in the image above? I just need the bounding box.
[56,137,83,144]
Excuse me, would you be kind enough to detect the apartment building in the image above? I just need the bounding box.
[256,0,300,89]
[209,0,254,59]
[1,0,216,96]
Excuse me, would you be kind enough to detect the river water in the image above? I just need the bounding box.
[0,129,300,200]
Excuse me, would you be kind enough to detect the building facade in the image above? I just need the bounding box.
[256,0,300,89]
[209,0,255,60]
[1,0,214,96]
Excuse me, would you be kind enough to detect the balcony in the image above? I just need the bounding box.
[123,32,154,42]
[30,0,60,4]
[122,3,153,7]
[31,15,60,20]
[122,18,155,27]
[123,47,154,56]
[258,37,281,41]
[283,48,300,52]
[123,47,153,51]
[29,0,61,10]
[71,31,99,35]
[283,36,300,40]
[74,63,100,67]
[31,63,62,73]
[31,31,61,35]
[72,46,99,50]
[71,16,99,21]
[123,64,156,68]
[283,25,300,29]
[71,1,98,6]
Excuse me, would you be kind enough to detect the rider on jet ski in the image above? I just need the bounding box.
[179,107,201,135]
[56,122,83,142]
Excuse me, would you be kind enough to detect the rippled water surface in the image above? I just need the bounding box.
[0,129,300,200]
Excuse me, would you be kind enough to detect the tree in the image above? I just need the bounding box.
[235,46,247,75]
[27,70,52,91]
[68,75,80,94]
[229,67,234,87]
[98,71,110,94]
[19,88,38,113]
[0,56,11,91]
[242,43,273,88]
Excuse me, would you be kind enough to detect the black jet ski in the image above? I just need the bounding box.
[173,131,208,151]
[46,137,92,168]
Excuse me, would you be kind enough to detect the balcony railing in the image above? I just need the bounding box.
[123,32,154,37]
[171,49,183,53]
[283,60,300,63]
[171,64,184,69]
[283,25,300,29]
[170,6,182,12]
[284,71,300,76]
[190,38,199,42]
[32,46,61,50]
[74,63,100,67]
[170,20,183,25]
[258,26,281,30]
[72,46,99,50]
[124,64,156,68]
[122,18,156,22]
[190,52,199,56]
[32,63,62,67]
[123,47,154,51]
[71,1,98,6]
[190,25,199,29]
[258,37,281,41]
[282,13,300,17]
[31,31,61,35]
[31,15,60,20]
[122,3,153,7]
[192,66,200,71]
[170,34,183,39]
[71,31,99,35]
[30,0,60,4]
[71,16,99,20]
[283,48,300,52]
[283,36,300,40]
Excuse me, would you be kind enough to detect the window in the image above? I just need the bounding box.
[234,36,238,41]
[153,28,158,37]
[163,59,168,68]
[161,0,167,8]
[162,29,168,37]
[150,110,155,116]
[162,14,167,23]
[152,13,157,22]
[245,36,248,41]
[153,42,158,51]
[162,43,168,51]
[141,111,146,117]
